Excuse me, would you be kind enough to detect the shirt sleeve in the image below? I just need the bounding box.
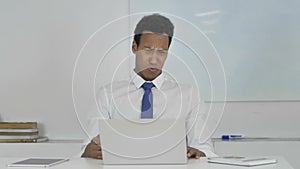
[80,85,111,157]
[185,85,218,157]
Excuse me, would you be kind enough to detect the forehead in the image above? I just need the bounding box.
[139,32,169,48]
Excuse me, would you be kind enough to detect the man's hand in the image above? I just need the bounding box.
[187,146,206,159]
[81,140,102,159]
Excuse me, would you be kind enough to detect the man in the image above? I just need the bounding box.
[81,13,215,159]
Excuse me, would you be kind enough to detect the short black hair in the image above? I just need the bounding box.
[134,14,174,48]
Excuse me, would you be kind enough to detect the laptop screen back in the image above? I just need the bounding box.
[99,119,187,165]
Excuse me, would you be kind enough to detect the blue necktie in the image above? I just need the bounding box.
[141,82,154,119]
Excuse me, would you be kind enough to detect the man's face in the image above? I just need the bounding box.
[132,32,169,81]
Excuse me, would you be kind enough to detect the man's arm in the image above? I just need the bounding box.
[185,86,217,158]
[81,86,111,159]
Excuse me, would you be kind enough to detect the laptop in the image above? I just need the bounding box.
[98,118,187,165]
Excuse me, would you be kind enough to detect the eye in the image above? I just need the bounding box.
[158,50,168,56]
[144,47,153,54]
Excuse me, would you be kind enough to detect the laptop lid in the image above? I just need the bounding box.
[99,119,187,165]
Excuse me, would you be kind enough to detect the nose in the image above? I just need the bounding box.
[149,52,159,65]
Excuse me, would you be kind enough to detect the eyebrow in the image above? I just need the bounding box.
[144,46,152,49]
[143,46,168,50]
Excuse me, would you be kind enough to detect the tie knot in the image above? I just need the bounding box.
[142,82,154,90]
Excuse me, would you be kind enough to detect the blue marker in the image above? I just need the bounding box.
[222,135,244,140]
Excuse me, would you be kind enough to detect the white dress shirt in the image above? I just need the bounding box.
[84,71,216,157]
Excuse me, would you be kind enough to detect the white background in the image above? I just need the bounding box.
[0,0,299,140]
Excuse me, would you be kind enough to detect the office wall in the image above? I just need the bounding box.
[0,0,130,139]
[0,0,299,141]
[211,101,300,138]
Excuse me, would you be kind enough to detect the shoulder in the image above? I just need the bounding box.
[104,80,131,89]
[162,75,203,101]
[96,79,134,95]
[162,76,194,92]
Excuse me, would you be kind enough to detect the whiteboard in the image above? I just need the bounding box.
[130,0,300,101]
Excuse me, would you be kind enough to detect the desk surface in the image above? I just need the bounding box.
[1,157,294,169]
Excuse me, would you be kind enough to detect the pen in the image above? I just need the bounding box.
[222,135,244,139]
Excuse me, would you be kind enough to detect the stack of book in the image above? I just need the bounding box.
[0,122,48,143]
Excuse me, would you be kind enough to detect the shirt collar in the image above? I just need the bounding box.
[131,70,164,89]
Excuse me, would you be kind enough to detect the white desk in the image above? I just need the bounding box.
[213,138,299,169]
[1,157,294,169]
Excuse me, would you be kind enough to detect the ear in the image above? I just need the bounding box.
[132,40,138,54]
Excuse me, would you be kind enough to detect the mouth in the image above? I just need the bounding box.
[148,68,159,72]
